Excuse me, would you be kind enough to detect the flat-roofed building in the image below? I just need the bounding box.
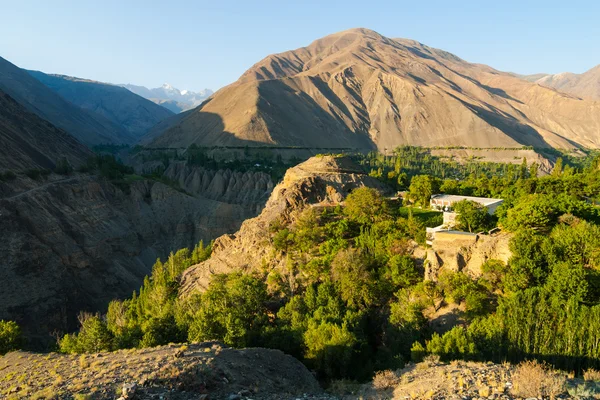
[430,194,504,229]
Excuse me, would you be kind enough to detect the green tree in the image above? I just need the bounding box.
[519,158,528,180]
[0,320,22,355]
[408,175,440,207]
[453,200,490,232]
[186,273,269,347]
[344,187,388,225]
[552,157,563,177]
[59,314,114,354]
[54,157,73,175]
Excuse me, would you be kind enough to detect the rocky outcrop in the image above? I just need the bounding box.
[179,156,392,296]
[0,170,270,344]
[425,231,512,280]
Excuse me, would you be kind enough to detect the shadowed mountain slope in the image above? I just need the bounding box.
[28,71,174,138]
[148,28,600,150]
[0,56,133,145]
[0,90,91,171]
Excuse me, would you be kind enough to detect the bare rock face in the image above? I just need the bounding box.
[163,162,274,210]
[179,155,392,296]
[425,231,512,280]
[0,169,271,344]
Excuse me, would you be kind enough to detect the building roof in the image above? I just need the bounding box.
[435,230,478,236]
[430,194,503,207]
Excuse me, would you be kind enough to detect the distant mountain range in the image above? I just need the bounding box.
[146,28,600,150]
[0,56,134,145]
[28,71,174,138]
[119,83,213,113]
[519,65,600,100]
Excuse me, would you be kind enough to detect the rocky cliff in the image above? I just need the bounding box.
[179,155,392,296]
[163,162,274,210]
[425,231,512,281]
[0,167,272,344]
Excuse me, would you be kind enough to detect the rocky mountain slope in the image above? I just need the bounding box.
[180,155,391,296]
[526,64,600,100]
[148,28,600,150]
[0,166,272,344]
[0,56,133,145]
[0,89,91,171]
[121,83,213,112]
[0,342,325,399]
[28,71,174,138]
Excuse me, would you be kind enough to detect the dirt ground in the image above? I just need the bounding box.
[0,341,327,400]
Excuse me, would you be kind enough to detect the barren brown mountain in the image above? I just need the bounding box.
[528,65,600,100]
[147,28,600,150]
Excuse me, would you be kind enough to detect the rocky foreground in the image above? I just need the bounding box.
[3,346,600,399]
[0,342,328,400]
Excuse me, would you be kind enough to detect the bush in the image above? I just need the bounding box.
[54,157,73,175]
[426,327,477,361]
[59,314,113,354]
[372,369,400,390]
[0,171,16,181]
[511,360,566,399]
[25,169,49,180]
[410,341,426,362]
[0,320,22,355]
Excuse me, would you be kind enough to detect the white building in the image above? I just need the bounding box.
[429,194,504,230]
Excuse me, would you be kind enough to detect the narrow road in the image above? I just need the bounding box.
[2,177,78,201]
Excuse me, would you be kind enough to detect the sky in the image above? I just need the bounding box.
[1,0,599,92]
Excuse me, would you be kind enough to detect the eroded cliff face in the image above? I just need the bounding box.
[0,167,272,344]
[425,232,512,281]
[163,162,274,211]
[179,156,392,296]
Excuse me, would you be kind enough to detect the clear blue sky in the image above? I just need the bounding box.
[1,0,599,91]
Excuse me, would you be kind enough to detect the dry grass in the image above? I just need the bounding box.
[584,368,600,381]
[511,360,566,399]
[372,369,400,390]
[327,379,362,396]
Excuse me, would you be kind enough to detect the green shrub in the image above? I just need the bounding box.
[54,157,73,175]
[0,171,16,181]
[0,320,22,355]
[59,314,113,354]
[410,341,426,362]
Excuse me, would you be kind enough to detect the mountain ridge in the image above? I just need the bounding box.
[27,71,174,138]
[120,83,213,112]
[0,56,134,145]
[524,64,600,100]
[148,28,600,150]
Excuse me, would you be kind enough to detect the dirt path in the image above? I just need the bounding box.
[2,177,77,201]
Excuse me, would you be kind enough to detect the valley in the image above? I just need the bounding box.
[0,21,600,400]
